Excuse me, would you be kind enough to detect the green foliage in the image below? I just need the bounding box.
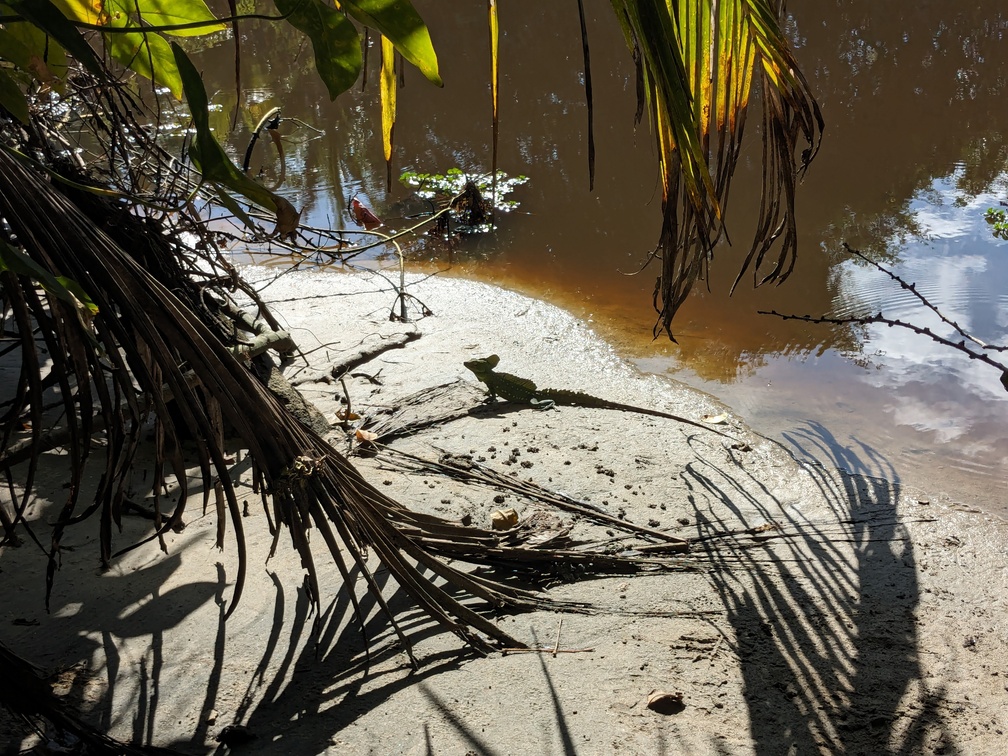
[984,207,1008,240]
[49,0,224,97]
[0,25,68,83]
[0,70,28,125]
[106,0,225,38]
[342,0,442,87]
[273,0,363,101]
[400,168,529,233]
[0,0,441,239]
[400,168,528,211]
[271,0,441,101]
[172,42,294,230]
[0,0,438,106]
[0,237,98,315]
[5,0,101,76]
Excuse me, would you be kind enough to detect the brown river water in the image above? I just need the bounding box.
[193,1,1007,512]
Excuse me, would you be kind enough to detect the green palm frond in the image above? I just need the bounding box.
[610,0,822,339]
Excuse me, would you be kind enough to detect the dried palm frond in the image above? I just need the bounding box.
[0,141,692,662]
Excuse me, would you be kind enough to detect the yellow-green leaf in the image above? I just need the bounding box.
[119,0,225,37]
[108,27,182,97]
[380,34,396,189]
[0,28,44,78]
[488,0,499,117]
[488,0,498,203]
[341,0,441,87]
[7,0,100,76]
[53,0,183,96]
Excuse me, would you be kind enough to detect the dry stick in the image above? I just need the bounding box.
[338,377,352,421]
[376,445,689,548]
[553,617,563,658]
[842,242,1007,352]
[332,331,421,380]
[759,309,1008,386]
[290,331,420,386]
[337,376,354,455]
[709,634,724,664]
[761,243,1008,391]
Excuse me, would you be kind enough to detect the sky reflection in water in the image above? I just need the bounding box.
[686,170,1008,506]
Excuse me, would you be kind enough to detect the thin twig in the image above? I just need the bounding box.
[842,242,1007,352]
[338,377,352,424]
[759,308,1008,386]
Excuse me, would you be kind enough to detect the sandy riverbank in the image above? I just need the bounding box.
[2,267,1006,754]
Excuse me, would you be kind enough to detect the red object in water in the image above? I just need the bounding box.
[350,198,383,230]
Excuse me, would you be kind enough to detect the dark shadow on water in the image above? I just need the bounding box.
[683,422,952,754]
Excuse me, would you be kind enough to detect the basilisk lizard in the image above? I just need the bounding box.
[464,354,733,438]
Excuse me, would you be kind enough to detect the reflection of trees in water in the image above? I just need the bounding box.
[953,132,1008,201]
[796,3,1008,259]
[697,3,1008,378]
[187,4,1008,378]
[194,20,385,225]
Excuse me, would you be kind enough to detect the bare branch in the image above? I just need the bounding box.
[842,242,1007,353]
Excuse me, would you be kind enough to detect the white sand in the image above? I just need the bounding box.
[2,267,1006,754]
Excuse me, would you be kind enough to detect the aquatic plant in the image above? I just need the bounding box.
[400,168,529,233]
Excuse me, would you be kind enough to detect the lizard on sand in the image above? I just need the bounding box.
[463,354,733,438]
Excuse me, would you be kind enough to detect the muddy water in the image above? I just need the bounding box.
[197,2,1008,511]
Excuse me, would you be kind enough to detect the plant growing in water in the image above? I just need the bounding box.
[984,207,1008,240]
[400,168,529,233]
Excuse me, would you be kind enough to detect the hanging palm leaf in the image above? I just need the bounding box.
[610,0,822,339]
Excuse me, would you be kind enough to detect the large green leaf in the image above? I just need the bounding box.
[0,29,39,75]
[0,69,29,125]
[106,26,183,96]
[342,0,441,86]
[171,42,279,213]
[5,0,101,75]
[0,15,70,83]
[0,237,98,315]
[49,0,222,36]
[274,0,362,100]
[51,0,183,96]
[115,0,225,37]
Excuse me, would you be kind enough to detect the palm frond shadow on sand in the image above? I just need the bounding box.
[684,426,950,755]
